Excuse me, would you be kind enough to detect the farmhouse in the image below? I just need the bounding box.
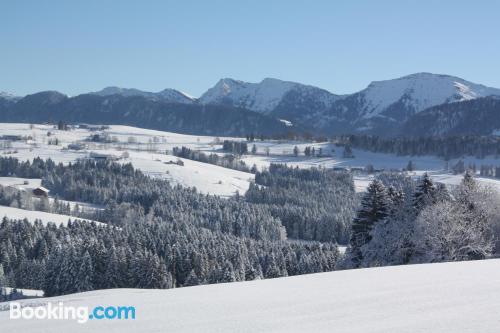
[32,186,49,197]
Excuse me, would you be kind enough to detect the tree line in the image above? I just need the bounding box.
[337,135,500,159]
[246,164,358,244]
[172,146,257,173]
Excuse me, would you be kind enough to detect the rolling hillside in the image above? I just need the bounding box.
[2,259,499,332]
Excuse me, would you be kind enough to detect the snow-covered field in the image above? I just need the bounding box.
[121,151,252,196]
[2,123,500,196]
[0,177,42,188]
[0,205,98,226]
[241,142,497,174]
[1,259,500,332]
[243,145,500,192]
[0,123,252,197]
[1,287,43,297]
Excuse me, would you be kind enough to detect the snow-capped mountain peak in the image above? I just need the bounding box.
[358,73,500,118]
[199,77,337,114]
[205,78,247,99]
[0,91,21,101]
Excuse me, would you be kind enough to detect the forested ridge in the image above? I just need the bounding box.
[0,157,340,297]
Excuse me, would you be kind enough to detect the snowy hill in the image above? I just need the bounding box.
[199,77,339,115]
[2,259,500,332]
[91,86,195,104]
[0,205,98,226]
[0,123,254,197]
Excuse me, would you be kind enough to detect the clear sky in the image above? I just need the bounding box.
[2,0,499,97]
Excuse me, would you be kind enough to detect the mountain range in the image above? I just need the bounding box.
[91,86,196,104]
[2,72,500,137]
[0,92,292,136]
[197,73,500,135]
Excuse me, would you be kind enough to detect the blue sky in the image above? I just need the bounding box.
[1,0,499,97]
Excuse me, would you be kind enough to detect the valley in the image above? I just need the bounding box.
[2,123,500,201]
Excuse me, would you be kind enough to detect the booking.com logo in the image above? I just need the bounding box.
[9,302,136,324]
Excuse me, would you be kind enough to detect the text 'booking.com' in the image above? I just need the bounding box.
[9,302,136,324]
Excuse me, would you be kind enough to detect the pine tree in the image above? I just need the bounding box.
[221,261,236,282]
[76,251,93,292]
[35,239,49,259]
[58,246,78,294]
[44,251,62,296]
[343,145,354,158]
[348,180,389,266]
[184,269,200,286]
[413,173,436,211]
[406,160,415,171]
[251,144,257,155]
[361,185,419,266]
[434,183,451,203]
[0,242,11,273]
[461,170,476,190]
[0,264,6,288]
[244,265,260,281]
[149,254,169,289]
[103,246,120,288]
